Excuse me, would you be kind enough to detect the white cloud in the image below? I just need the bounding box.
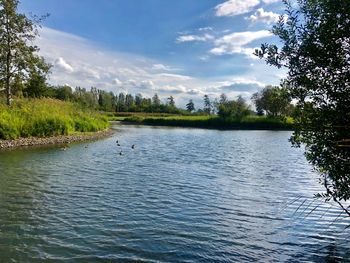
[199,55,210,61]
[55,57,74,72]
[177,33,214,43]
[158,85,187,94]
[215,30,271,46]
[151,63,179,71]
[198,27,213,31]
[210,30,272,57]
[215,0,260,17]
[152,64,171,71]
[139,80,155,89]
[112,78,122,86]
[215,0,280,17]
[157,73,193,81]
[248,8,279,24]
[217,78,265,89]
[35,26,282,107]
[186,89,202,95]
[261,0,279,4]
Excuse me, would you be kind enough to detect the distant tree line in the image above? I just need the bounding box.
[2,68,296,118]
[15,80,183,113]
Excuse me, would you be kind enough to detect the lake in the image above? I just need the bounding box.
[0,125,349,262]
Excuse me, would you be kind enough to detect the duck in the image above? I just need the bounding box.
[131,144,135,149]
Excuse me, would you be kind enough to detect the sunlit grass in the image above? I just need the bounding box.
[0,98,109,140]
[116,113,294,130]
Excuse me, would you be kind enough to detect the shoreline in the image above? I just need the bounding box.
[0,129,113,150]
[119,119,294,131]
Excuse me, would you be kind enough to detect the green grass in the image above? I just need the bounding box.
[121,114,294,130]
[0,98,109,140]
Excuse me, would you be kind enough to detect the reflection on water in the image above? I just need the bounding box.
[0,125,349,262]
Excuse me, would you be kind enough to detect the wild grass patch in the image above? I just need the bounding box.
[0,99,109,140]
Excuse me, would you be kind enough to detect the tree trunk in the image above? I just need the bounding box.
[6,50,11,106]
[5,13,12,106]
[6,76,11,106]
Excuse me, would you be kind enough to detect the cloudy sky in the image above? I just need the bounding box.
[20,0,287,106]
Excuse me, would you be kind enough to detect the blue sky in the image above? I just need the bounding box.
[20,0,287,106]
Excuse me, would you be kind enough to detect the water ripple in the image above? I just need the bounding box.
[0,125,349,262]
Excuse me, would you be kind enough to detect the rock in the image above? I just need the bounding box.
[0,129,113,150]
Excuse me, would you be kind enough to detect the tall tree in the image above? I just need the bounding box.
[117,93,125,112]
[219,93,228,104]
[135,93,143,108]
[167,96,175,107]
[152,93,161,106]
[186,99,195,112]
[0,0,49,105]
[256,0,350,212]
[217,96,250,119]
[125,94,134,110]
[203,95,212,115]
[251,86,292,117]
[25,72,48,98]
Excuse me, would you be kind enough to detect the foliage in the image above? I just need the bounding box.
[217,95,250,119]
[152,93,161,106]
[251,85,293,117]
[25,72,49,98]
[122,114,293,130]
[203,94,212,115]
[255,0,350,206]
[167,96,175,107]
[0,99,109,140]
[0,0,50,105]
[186,99,195,112]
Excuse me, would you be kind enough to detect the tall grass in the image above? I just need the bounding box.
[0,98,109,140]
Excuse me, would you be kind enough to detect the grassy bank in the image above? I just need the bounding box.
[0,99,109,140]
[119,114,294,130]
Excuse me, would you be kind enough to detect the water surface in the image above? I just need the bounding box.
[0,125,349,262]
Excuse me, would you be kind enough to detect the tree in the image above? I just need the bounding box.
[152,93,160,106]
[116,93,125,112]
[25,71,49,98]
[203,95,212,115]
[219,93,228,104]
[256,0,350,213]
[167,96,175,107]
[186,99,195,112]
[0,0,50,105]
[135,93,143,108]
[217,96,250,119]
[55,85,73,101]
[251,85,292,117]
[151,93,161,112]
[125,94,134,111]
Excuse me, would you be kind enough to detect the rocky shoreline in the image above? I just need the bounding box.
[0,129,113,150]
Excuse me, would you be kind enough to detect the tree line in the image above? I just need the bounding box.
[2,63,295,117]
[7,74,295,118]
